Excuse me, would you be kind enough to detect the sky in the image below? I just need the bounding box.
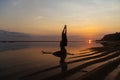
[0,0,120,39]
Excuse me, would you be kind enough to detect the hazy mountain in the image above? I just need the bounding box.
[0,30,31,41]
[0,30,85,41]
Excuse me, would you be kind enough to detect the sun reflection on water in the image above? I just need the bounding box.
[88,40,92,44]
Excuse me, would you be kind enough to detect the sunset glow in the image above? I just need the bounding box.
[0,1,120,79]
[0,0,120,39]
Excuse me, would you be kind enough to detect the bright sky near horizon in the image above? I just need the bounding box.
[0,0,120,39]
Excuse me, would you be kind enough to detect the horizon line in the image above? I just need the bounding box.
[0,40,89,43]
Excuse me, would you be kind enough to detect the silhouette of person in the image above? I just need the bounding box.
[60,25,68,50]
[53,25,68,66]
[42,25,68,72]
[51,25,68,73]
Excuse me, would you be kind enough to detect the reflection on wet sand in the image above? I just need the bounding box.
[21,41,120,80]
[0,43,30,52]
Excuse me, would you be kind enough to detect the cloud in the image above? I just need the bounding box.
[35,16,44,21]
[12,1,19,6]
[11,0,22,7]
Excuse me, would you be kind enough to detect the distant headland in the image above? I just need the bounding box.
[96,32,120,47]
[100,32,120,41]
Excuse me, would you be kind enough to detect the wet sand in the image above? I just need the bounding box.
[0,42,120,80]
[19,45,120,80]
